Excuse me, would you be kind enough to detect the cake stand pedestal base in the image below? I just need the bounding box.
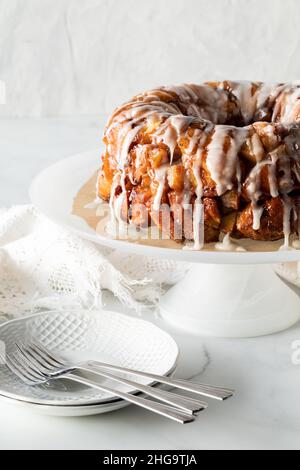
[160,264,300,338]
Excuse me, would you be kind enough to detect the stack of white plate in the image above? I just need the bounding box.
[0,310,179,416]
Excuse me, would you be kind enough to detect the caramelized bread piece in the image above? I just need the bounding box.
[220,211,238,235]
[237,198,285,241]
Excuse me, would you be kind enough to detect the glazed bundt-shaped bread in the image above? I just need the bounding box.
[98,81,300,249]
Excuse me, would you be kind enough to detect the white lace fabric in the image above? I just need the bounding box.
[1,204,298,328]
[0,205,189,322]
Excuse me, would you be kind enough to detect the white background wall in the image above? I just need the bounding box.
[1,0,300,117]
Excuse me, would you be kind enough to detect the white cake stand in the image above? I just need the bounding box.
[30,150,300,338]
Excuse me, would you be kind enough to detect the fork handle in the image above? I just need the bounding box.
[77,366,207,414]
[63,373,194,424]
[88,361,234,401]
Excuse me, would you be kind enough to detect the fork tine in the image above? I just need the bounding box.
[32,342,65,367]
[16,343,55,373]
[13,351,46,383]
[5,354,37,385]
[30,342,233,397]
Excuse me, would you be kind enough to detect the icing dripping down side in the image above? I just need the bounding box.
[153,166,168,211]
[107,173,128,238]
[193,203,204,251]
[281,196,292,250]
[206,126,249,196]
[215,234,246,252]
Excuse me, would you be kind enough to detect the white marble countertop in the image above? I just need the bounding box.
[0,117,300,450]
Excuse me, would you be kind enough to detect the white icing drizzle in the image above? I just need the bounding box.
[167,83,229,123]
[248,132,265,162]
[189,131,207,249]
[107,174,119,236]
[191,160,205,250]
[206,126,248,195]
[135,144,146,171]
[192,202,204,251]
[231,81,258,124]
[267,152,279,198]
[193,160,203,197]
[215,233,246,252]
[153,166,168,211]
[107,173,128,237]
[281,195,292,250]
[272,83,300,123]
[118,124,142,169]
[291,207,300,249]
[157,125,177,163]
[84,198,103,210]
[206,126,231,195]
[256,83,273,109]
[167,84,199,104]
[246,161,265,230]
[279,86,300,124]
[155,114,195,164]
[252,206,264,231]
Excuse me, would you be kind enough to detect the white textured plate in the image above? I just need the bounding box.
[0,310,179,412]
[0,393,131,417]
[30,150,300,264]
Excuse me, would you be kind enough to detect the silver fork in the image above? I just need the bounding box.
[15,343,207,415]
[28,342,234,401]
[2,350,199,424]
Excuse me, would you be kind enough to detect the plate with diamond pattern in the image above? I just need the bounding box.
[0,310,179,414]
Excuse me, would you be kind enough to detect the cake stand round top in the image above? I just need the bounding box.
[30,150,300,265]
